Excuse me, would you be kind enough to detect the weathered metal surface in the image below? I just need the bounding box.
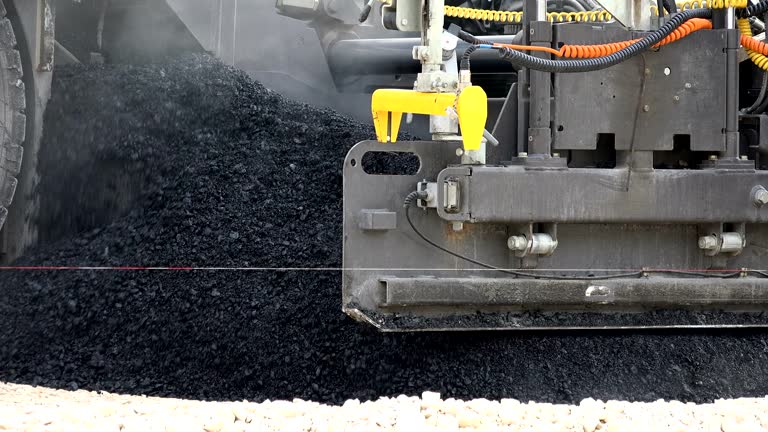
[553,28,727,152]
[435,165,768,223]
[343,140,768,330]
[384,277,768,307]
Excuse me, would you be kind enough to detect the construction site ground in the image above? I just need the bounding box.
[4,382,768,431]
[1,56,768,429]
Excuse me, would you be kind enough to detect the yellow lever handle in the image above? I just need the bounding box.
[371,86,488,151]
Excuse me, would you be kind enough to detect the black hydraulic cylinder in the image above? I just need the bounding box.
[326,36,517,81]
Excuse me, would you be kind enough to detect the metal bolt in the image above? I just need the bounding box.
[753,186,768,207]
[528,135,534,142]
[741,155,749,161]
[455,148,464,156]
[673,95,680,101]
[642,105,650,112]
[552,152,560,158]
[401,18,408,26]
[452,222,464,232]
[685,82,692,89]
[709,155,718,161]
[507,235,529,252]
[644,68,651,75]
[518,152,528,158]
[698,235,719,250]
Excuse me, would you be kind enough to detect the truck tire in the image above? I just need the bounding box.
[0,1,25,231]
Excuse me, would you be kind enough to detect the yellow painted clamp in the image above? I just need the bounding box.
[371,86,488,151]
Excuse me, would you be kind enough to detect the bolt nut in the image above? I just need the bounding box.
[708,155,718,161]
[698,235,719,251]
[451,222,464,232]
[753,186,768,207]
[518,152,528,158]
[507,235,529,252]
[642,105,650,112]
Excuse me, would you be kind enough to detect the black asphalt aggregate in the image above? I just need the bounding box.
[1,56,768,404]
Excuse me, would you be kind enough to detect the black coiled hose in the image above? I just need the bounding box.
[740,0,768,18]
[497,8,712,73]
[453,26,494,71]
[461,45,478,70]
[403,190,428,208]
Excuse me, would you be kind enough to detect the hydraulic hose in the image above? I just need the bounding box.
[558,18,712,58]
[497,8,713,73]
[739,17,768,70]
[739,0,768,17]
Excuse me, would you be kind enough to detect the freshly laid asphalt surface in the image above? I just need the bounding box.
[1,56,768,404]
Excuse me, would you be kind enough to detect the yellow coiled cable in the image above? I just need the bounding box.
[738,18,768,70]
[651,0,748,14]
[548,10,613,22]
[444,6,523,23]
[444,6,614,23]
[447,2,749,24]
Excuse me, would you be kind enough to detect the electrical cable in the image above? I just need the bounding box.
[461,44,479,70]
[496,8,713,72]
[739,18,768,70]
[746,16,768,112]
[359,0,375,22]
[402,193,768,281]
[491,18,711,58]
[655,270,743,278]
[658,0,667,16]
[445,5,614,23]
[740,0,768,17]
[403,191,644,280]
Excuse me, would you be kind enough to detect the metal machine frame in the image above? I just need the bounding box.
[335,0,768,330]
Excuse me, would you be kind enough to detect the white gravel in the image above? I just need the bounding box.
[1,383,768,431]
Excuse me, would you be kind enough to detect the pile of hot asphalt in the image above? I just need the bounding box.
[1,56,767,404]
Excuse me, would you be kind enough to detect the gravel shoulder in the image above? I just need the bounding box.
[2,383,768,432]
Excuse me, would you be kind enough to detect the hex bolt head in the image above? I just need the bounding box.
[507,235,528,251]
[698,235,718,250]
[753,186,768,207]
[518,152,528,158]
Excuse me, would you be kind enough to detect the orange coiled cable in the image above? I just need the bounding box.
[558,18,712,58]
[741,34,768,56]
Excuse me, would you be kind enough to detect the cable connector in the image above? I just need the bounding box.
[403,190,429,208]
[359,0,375,23]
